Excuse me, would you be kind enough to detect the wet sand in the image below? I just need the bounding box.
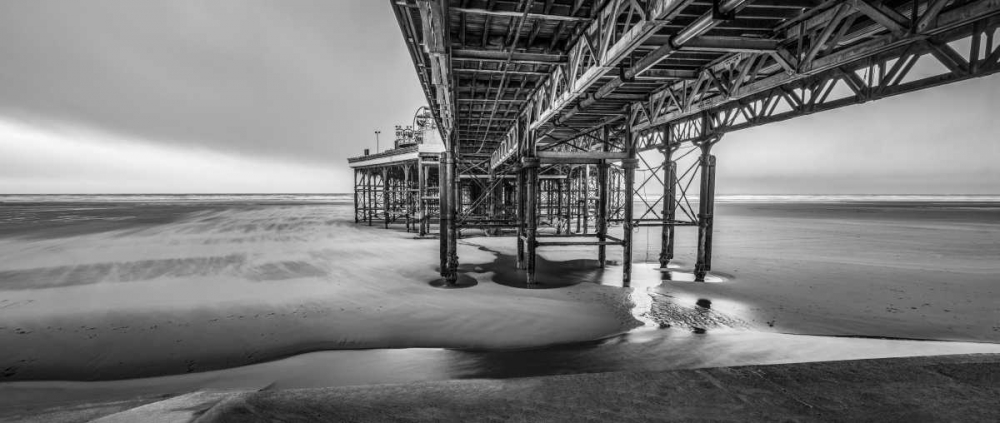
[631,201,1000,341]
[0,202,634,381]
[155,354,1000,422]
[9,354,999,422]
[1,198,999,416]
[5,326,1000,418]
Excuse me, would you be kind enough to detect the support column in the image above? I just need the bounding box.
[575,169,582,233]
[659,134,677,269]
[497,178,511,229]
[388,171,394,227]
[499,179,507,228]
[597,163,609,267]
[446,153,459,283]
[582,165,590,234]
[438,152,451,280]
[622,127,638,287]
[694,142,717,281]
[439,152,459,283]
[523,157,539,285]
[381,168,389,229]
[562,178,571,233]
[597,125,610,267]
[404,165,411,232]
[353,168,360,223]
[515,164,526,269]
[425,162,433,236]
[548,180,555,227]
[487,173,498,235]
[417,159,426,236]
[555,177,564,235]
[389,171,395,226]
[366,170,373,226]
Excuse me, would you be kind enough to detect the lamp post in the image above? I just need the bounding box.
[375,130,381,153]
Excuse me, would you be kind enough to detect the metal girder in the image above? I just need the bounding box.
[633,0,1000,136]
[454,68,550,76]
[452,48,567,64]
[529,0,759,133]
[524,0,702,132]
[635,69,701,80]
[451,6,592,22]
[639,34,999,147]
[851,0,910,36]
[666,36,781,53]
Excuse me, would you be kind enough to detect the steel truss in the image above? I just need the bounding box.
[388,0,1000,286]
[631,2,1000,140]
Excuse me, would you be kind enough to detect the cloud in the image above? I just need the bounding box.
[0,1,996,194]
[0,0,426,168]
[0,116,348,193]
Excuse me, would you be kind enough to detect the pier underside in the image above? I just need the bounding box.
[379,0,1000,286]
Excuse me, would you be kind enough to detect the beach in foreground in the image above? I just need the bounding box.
[7,354,1000,422]
[0,195,998,417]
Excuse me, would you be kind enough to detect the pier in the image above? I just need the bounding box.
[355,0,1000,285]
[349,108,445,235]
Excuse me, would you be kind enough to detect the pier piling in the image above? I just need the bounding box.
[659,130,676,269]
[524,156,539,285]
[622,127,637,287]
[694,141,717,282]
[443,151,459,284]
[597,126,610,268]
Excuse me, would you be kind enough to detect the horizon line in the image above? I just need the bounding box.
[4,193,1000,197]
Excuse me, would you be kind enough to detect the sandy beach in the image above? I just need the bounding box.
[634,201,1000,342]
[122,354,1000,422]
[1,195,999,417]
[7,354,1000,422]
[0,198,634,382]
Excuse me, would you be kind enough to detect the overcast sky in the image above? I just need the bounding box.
[0,1,996,194]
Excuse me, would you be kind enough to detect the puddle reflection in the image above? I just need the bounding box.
[14,327,998,410]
